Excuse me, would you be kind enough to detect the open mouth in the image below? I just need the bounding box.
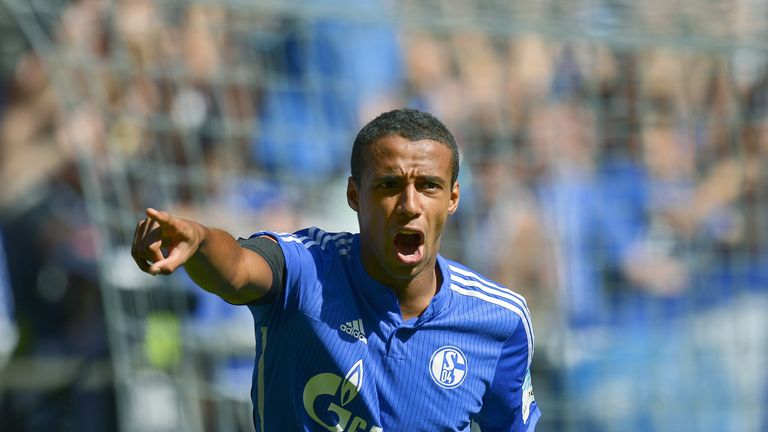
[394,230,424,264]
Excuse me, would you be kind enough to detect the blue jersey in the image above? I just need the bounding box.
[246,227,540,431]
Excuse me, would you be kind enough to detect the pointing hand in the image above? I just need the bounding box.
[131,208,204,275]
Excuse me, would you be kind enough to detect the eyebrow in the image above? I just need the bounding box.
[421,175,446,185]
[371,174,402,183]
[371,174,446,185]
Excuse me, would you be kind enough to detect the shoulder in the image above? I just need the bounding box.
[445,260,531,322]
[273,227,354,250]
[245,228,356,309]
[444,259,536,367]
[446,260,533,331]
[269,227,356,265]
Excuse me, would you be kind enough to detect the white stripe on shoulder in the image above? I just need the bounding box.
[336,237,353,247]
[321,232,348,249]
[450,274,529,311]
[309,227,330,247]
[448,269,534,351]
[279,234,318,249]
[279,230,352,251]
[449,265,528,307]
[316,230,329,247]
[450,284,534,367]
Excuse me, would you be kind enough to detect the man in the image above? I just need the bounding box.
[132,109,540,431]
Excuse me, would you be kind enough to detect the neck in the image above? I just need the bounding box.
[357,240,444,321]
[386,260,442,321]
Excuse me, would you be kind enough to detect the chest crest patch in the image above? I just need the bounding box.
[429,346,468,389]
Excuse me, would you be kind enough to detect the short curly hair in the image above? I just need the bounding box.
[351,109,460,185]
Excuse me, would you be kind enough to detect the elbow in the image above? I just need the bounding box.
[218,282,270,305]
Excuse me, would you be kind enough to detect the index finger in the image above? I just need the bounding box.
[146,208,174,227]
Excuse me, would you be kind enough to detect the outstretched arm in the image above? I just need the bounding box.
[131,208,273,304]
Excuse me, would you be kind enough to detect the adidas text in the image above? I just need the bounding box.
[340,320,368,344]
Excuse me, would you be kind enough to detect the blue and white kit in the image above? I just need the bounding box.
[246,227,540,431]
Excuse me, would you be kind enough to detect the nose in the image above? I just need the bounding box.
[396,184,422,217]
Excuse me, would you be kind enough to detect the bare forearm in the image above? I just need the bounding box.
[131,208,272,303]
[185,226,270,304]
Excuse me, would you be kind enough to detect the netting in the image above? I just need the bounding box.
[2,0,768,430]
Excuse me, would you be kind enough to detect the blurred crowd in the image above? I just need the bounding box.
[1,0,767,431]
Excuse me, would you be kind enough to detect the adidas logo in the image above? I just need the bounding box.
[339,319,368,344]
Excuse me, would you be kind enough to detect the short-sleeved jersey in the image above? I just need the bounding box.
[246,227,540,431]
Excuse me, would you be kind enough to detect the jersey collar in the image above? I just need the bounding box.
[350,235,452,326]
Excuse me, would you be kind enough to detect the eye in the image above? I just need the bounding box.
[378,180,397,189]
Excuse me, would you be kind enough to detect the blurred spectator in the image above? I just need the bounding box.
[459,134,555,333]
[403,32,464,127]
[252,0,403,182]
[0,53,61,216]
[0,1,115,430]
[533,100,603,328]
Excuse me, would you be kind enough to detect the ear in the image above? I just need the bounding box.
[347,176,360,212]
[447,181,460,215]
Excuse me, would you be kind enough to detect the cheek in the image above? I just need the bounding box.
[368,197,396,216]
[359,199,390,226]
[428,206,450,236]
[433,215,447,234]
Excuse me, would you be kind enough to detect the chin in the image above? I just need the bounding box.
[385,268,421,283]
[388,256,429,278]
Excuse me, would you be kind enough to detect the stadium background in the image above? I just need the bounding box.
[0,0,767,430]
